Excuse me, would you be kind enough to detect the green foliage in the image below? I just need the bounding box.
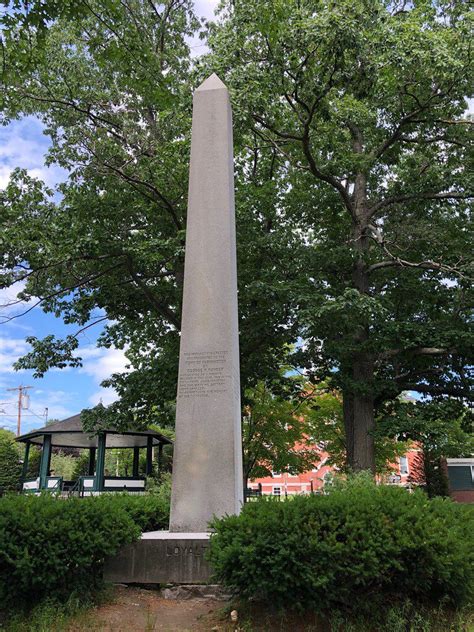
[2,591,109,632]
[327,600,474,632]
[0,431,21,492]
[378,399,474,496]
[49,450,77,480]
[209,475,474,616]
[71,450,90,479]
[243,381,320,484]
[23,445,41,479]
[108,484,171,533]
[409,450,450,499]
[206,0,473,470]
[379,399,474,458]
[305,382,407,474]
[0,0,472,473]
[0,492,169,615]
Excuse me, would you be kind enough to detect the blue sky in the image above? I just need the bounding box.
[0,0,219,434]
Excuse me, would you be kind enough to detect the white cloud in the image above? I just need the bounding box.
[194,0,219,20]
[79,344,130,407]
[0,278,32,323]
[0,337,30,375]
[0,383,78,433]
[0,165,13,189]
[0,116,67,190]
[88,387,120,407]
[80,345,130,382]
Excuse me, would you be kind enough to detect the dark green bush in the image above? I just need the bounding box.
[105,486,170,532]
[0,491,170,615]
[209,476,474,615]
[0,432,21,492]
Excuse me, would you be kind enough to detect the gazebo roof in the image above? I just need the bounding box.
[16,413,173,449]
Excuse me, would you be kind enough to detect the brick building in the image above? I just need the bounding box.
[248,444,421,496]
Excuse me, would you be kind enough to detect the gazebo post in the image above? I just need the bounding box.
[95,433,106,492]
[132,446,140,477]
[39,434,52,490]
[146,436,153,476]
[157,442,163,477]
[88,447,96,476]
[21,441,31,481]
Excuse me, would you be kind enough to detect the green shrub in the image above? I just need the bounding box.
[0,492,169,616]
[0,433,21,492]
[103,483,170,532]
[209,476,474,616]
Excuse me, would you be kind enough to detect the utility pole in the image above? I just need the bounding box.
[6,385,32,436]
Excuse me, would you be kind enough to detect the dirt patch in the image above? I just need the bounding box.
[68,586,329,632]
[69,585,230,632]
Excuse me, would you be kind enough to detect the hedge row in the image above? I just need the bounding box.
[209,477,474,615]
[0,492,169,614]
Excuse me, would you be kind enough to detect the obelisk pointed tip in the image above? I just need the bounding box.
[195,73,228,93]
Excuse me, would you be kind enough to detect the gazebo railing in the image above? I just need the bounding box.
[22,478,40,493]
[21,476,62,493]
[21,474,148,495]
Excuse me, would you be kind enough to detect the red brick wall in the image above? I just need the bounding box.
[451,490,474,504]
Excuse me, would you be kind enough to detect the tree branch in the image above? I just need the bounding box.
[125,257,179,329]
[369,191,472,216]
[381,347,457,359]
[400,383,471,398]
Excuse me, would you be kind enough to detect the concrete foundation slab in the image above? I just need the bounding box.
[104,532,212,584]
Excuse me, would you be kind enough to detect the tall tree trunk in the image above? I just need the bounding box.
[351,354,375,473]
[344,167,376,474]
[343,389,355,468]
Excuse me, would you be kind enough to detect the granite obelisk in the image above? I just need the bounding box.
[169,74,243,533]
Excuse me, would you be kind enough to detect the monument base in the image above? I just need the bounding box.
[103,531,212,585]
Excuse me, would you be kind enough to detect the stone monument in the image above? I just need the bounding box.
[170,72,243,532]
[104,74,243,584]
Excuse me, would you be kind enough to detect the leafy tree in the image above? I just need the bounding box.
[1,0,298,433]
[71,449,91,480]
[0,430,21,491]
[49,450,77,480]
[242,381,319,488]
[378,398,474,497]
[305,382,407,474]
[206,0,473,471]
[408,451,450,498]
[0,0,472,475]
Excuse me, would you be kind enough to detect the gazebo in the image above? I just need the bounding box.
[16,413,172,495]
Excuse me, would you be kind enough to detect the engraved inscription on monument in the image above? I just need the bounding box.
[165,543,208,557]
[178,350,232,398]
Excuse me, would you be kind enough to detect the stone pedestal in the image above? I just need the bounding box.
[104,532,211,584]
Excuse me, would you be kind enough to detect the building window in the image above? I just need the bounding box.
[447,465,474,491]
[272,486,281,496]
[272,470,281,477]
[399,455,409,475]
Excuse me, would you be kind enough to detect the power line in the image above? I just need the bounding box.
[0,413,46,417]
[27,407,48,421]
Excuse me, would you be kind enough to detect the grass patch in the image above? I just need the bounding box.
[225,600,474,631]
[1,587,113,632]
